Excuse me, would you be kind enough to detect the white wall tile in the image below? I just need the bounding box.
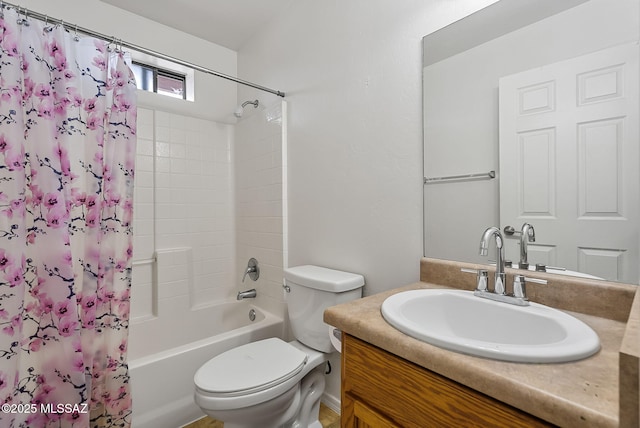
[132,108,235,327]
[131,259,155,322]
[130,100,287,363]
[234,101,286,318]
[137,139,154,156]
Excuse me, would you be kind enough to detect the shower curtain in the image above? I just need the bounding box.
[0,7,136,428]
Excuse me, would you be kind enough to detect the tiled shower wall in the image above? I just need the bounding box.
[130,107,235,323]
[130,101,287,343]
[234,101,287,318]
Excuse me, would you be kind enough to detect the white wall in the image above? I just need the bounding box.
[237,0,497,297]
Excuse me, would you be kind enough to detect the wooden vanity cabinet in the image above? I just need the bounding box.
[341,334,554,428]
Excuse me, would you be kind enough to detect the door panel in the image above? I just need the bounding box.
[499,42,639,282]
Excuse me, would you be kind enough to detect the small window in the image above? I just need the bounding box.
[131,62,186,100]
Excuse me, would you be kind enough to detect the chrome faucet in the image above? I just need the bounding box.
[519,223,535,270]
[237,289,257,300]
[503,223,536,269]
[463,226,547,306]
[479,226,506,295]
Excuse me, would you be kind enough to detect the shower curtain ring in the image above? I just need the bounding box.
[23,8,29,26]
[74,24,80,41]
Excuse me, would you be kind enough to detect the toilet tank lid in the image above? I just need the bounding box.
[284,265,364,292]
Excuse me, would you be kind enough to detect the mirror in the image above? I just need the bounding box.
[423,0,639,284]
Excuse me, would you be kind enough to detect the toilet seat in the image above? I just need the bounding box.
[194,338,308,397]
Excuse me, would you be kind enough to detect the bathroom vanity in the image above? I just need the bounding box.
[324,258,640,427]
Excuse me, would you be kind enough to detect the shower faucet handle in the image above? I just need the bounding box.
[242,258,260,282]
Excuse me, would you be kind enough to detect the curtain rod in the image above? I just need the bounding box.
[1,1,285,98]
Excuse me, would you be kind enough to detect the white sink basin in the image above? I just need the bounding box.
[381,289,600,363]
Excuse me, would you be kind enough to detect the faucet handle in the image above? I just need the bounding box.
[461,268,489,292]
[512,275,547,300]
[477,269,489,292]
[242,258,260,283]
[522,277,548,285]
[503,225,521,237]
[545,265,567,272]
[513,275,527,299]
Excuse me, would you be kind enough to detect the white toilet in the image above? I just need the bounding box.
[194,265,364,428]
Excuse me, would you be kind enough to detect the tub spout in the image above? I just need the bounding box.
[237,289,257,300]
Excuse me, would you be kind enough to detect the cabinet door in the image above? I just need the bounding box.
[341,334,554,428]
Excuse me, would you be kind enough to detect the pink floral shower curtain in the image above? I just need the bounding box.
[0,7,136,428]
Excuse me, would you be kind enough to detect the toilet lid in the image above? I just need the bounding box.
[194,338,308,396]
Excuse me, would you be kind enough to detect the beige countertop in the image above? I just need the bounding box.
[324,258,639,428]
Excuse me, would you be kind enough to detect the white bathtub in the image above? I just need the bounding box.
[129,301,284,428]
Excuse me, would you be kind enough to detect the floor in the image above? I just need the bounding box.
[183,402,340,428]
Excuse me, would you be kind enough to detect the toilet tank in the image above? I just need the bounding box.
[284,265,364,353]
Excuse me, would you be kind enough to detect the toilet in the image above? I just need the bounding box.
[193,265,364,428]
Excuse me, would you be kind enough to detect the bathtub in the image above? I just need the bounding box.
[128,301,284,428]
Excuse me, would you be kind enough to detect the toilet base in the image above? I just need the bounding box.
[203,383,299,428]
[291,365,325,428]
[198,364,327,428]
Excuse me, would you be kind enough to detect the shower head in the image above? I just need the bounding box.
[234,99,259,118]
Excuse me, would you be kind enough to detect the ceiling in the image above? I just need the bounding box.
[100,0,292,51]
